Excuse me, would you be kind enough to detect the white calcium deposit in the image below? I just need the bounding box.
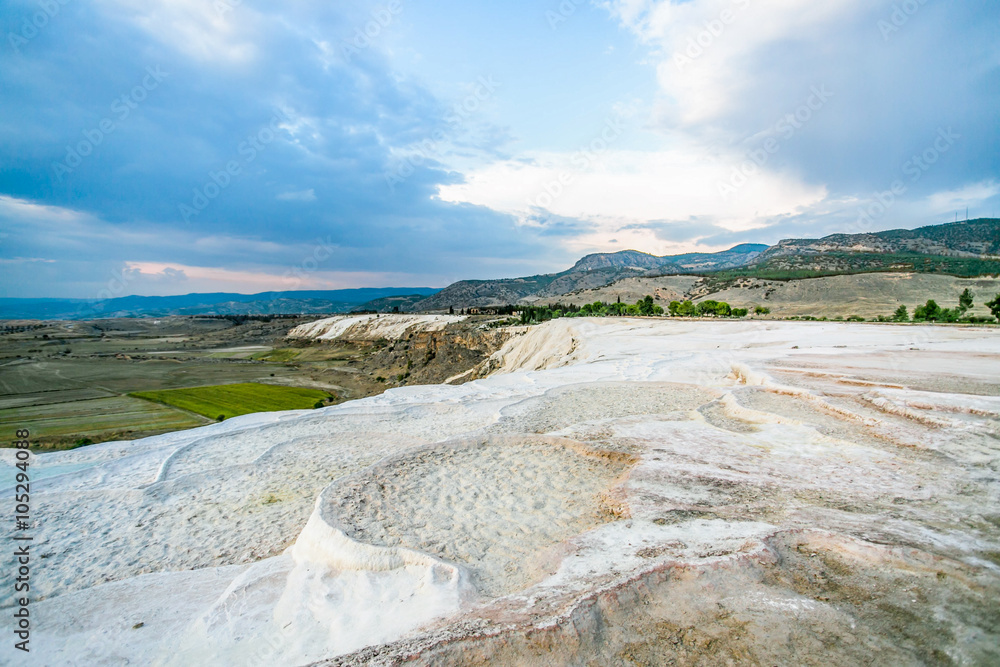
[286,314,466,341]
[2,319,999,665]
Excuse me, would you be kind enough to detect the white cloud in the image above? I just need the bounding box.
[604,0,865,128]
[438,143,827,255]
[438,0,885,254]
[923,181,1000,215]
[122,261,442,294]
[99,0,259,65]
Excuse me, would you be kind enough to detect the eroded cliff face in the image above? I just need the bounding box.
[4,320,999,666]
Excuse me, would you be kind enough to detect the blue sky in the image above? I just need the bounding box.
[1,0,998,298]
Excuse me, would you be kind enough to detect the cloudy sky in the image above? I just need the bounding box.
[1,0,998,298]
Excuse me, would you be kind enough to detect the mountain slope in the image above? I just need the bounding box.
[760,219,1000,261]
[412,245,767,311]
[413,220,1000,311]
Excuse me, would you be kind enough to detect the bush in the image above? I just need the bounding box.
[216,414,226,422]
[753,306,771,315]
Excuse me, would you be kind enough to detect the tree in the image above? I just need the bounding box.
[892,305,909,322]
[714,301,732,317]
[732,307,749,317]
[959,288,974,313]
[668,300,681,316]
[987,293,1000,322]
[679,300,696,316]
[912,299,941,322]
[697,300,719,317]
[638,295,656,316]
[753,306,770,315]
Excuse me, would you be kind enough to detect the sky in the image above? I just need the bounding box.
[1,0,998,298]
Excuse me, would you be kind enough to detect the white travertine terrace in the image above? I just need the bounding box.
[2,319,998,665]
[286,314,467,341]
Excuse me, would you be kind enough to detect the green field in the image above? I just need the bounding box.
[0,395,207,449]
[130,382,332,420]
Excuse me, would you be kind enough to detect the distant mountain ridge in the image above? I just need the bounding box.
[7,219,998,320]
[411,244,768,311]
[571,243,768,273]
[412,219,1000,311]
[0,288,439,320]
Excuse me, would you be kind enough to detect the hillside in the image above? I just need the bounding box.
[547,272,1000,320]
[411,220,1000,311]
[760,218,1000,261]
[411,244,767,311]
[571,243,767,273]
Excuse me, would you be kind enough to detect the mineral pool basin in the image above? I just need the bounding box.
[323,434,639,598]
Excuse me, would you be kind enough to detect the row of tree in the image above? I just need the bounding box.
[489,289,1000,326]
[516,297,776,324]
[518,297,665,323]
[667,300,769,318]
[883,289,1000,323]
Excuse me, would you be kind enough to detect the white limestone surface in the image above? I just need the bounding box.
[1,319,998,665]
[286,314,466,341]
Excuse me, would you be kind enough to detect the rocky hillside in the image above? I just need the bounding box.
[411,244,767,311]
[761,218,1000,261]
[571,243,767,273]
[411,220,1000,311]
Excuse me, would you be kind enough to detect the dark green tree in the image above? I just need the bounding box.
[892,305,909,322]
[912,300,941,322]
[638,295,656,316]
[697,300,719,317]
[958,288,974,314]
[985,293,1000,322]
